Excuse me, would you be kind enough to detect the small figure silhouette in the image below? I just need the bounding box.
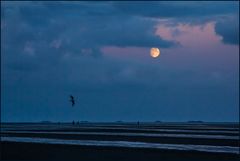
[72,120,75,125]
[69,95,75,107]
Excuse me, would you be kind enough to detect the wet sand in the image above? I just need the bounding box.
[2,132,238,147]
[1,141,239,161]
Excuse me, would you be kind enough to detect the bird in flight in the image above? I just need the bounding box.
[69,95,75,107]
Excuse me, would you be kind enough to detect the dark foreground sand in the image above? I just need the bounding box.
[1,141,239,161]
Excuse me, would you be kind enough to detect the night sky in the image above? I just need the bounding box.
[1,1,239,122]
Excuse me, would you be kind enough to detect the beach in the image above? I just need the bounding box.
[1,123,239,161]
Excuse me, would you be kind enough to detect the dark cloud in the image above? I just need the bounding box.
[1,2,238,65]
[112,1,238,18]
[2,2,175,48]
[111,1,239,45]
[215,16,239,45]
[1,1,176,75]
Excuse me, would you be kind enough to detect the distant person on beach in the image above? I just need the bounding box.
[69,95,75,107]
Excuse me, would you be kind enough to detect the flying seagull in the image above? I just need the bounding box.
[69,95,75,107]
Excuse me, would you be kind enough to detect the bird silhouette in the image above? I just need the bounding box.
[69,95,75,107]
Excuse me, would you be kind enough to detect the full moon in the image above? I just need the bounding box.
[150,48,160,58]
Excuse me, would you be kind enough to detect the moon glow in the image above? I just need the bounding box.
[150,48,160,58]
